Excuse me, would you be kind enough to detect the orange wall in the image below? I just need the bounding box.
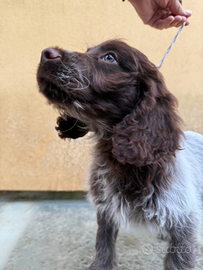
[0,0,202,190]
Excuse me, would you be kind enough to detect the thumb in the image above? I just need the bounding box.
[168,0,192,17]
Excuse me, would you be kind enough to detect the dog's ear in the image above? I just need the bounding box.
[55,116,89,139]
[112,73,183,167]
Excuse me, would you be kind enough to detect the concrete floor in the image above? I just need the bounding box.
[0,200,203,270]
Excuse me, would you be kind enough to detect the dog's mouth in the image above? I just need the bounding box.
[37,74,67,104]
[37,59,90,106]
[37,70,90,109]
[37,63,79,106]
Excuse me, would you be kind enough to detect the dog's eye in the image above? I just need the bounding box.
[101,53,117,63]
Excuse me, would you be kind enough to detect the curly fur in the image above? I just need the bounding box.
[37,40,203,270]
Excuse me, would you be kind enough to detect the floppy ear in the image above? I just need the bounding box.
[55,116,89,139]
[112,73,183,167]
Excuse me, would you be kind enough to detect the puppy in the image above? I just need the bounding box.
[37,40,203,270]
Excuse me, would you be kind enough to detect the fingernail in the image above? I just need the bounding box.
[185,10,192,15]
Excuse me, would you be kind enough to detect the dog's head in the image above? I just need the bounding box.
[37,40,183,166]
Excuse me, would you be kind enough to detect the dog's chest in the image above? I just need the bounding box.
[88,163,173,241]
[88,162,154,227]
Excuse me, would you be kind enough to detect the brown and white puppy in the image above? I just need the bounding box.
[37,40,203,270]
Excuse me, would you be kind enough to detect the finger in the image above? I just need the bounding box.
[169,16,190,27]
[185,18,190,26]
[152,16,175,30]
[169,15,183,27]
[152,15,189,30]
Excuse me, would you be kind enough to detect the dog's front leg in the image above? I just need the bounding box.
[87,211,119,270]
[164,216,198,270]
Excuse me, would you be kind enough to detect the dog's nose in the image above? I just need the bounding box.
[41,48,61,64]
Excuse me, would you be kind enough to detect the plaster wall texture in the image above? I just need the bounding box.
[0,0,202,191]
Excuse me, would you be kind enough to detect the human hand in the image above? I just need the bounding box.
[128,0,192,30]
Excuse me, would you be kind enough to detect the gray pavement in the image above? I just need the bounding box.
[0,200,203,270]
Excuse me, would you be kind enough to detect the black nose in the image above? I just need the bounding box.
[41,48,61,64]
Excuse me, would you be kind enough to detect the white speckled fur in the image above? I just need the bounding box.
[88,131,203,240]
